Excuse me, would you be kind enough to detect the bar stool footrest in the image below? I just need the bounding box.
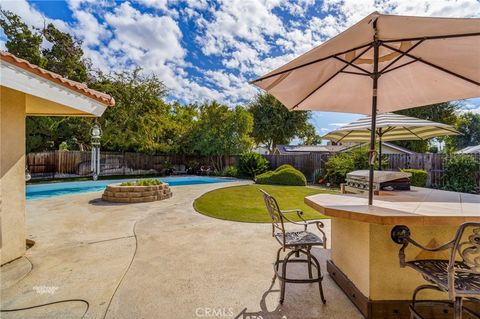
[274,259,323,283]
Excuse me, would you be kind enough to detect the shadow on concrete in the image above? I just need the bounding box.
[88,198,131,206]
[235,275,286,319]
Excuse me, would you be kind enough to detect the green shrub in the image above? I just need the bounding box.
[238,152,270,178]
[120,179,162,186]
[324,153,356,186]
[224,166,238,177]
[443,155,479,193]
[400,169,428,187]
[275,164,294,171]
[256,166,307,186]
[324,146,388,186]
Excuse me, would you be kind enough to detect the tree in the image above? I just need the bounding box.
[190,101,253,170]
[298,124,322,145]
[158,101,198,155]
[0,9,46,67]
[42,23,88,82]
[393,102,459,152]
[91,69,171,154]
[446,112,480,151]
[248,93,319,154]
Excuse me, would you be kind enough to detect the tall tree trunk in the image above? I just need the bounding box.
[269,142,276,155]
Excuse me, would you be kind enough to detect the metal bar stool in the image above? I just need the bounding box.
[260,189,327,305]
[391,223,480,319]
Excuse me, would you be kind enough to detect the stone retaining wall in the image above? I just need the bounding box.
[102,183,172,203]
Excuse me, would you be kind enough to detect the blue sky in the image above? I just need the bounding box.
[1,0,479,140]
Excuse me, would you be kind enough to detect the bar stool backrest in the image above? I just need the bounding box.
[448,222,480,296]
[260,189,285,239]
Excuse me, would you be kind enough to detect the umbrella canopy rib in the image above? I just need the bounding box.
[333,56,372,75]
[249,43,374,84]
[292,45,373,109]
[401,126,425,140]
[382,59,418,74]
[336,130,355,143]
[379,40,424,73]
[381,31,480,43]
[381,43,480,86]
[340,70,371,76]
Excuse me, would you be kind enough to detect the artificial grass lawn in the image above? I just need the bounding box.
[194,184,338,223]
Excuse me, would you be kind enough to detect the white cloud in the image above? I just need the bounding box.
[70,10,111,47]
[136,0,169,11]
[1,0,69,31]
[101,2,185,88]
[196,0,286,56]
[283,0,317,15]
[459,98,480,114]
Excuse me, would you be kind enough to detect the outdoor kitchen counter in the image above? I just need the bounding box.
[304,187,480,319]
[305,186,480,226]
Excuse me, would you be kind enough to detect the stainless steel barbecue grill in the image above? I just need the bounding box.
[345,170,412,194]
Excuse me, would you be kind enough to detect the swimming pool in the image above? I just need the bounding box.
[26,176,236,200]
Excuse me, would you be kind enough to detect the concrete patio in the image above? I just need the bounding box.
[1,181,362,319]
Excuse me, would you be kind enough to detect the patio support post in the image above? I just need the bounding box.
[368,35,380,205]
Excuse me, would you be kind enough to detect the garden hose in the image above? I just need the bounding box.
[1,221,139,319]
[1,299,90,319]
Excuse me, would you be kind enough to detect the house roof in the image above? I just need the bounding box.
[457,145,480,154]
[275,142,414,155]
[275,144,348,155]
[381,142,416,155]
[0,51,115,106]
[343,141,415,155]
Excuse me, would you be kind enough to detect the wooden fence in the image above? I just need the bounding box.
[265,153,480,187]
[27,151,480,188]
[263,153,330,183]
[26,151,238,179]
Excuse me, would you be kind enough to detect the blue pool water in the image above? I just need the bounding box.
[26,176,236,200]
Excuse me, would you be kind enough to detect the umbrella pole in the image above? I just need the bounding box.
[378,134,382,171]
[368,40,380,205]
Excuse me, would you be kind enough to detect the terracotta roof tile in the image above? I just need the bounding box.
[1,51,115,106]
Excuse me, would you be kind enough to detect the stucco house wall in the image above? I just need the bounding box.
[1,87,27,264]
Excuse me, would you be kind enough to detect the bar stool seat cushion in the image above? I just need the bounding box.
[275,231,324,247]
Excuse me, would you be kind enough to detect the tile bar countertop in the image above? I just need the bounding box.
[305,187,480,226]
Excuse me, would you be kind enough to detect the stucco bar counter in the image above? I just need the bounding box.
[305,187,480,319]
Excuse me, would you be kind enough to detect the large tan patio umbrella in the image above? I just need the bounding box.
[323,112,459,169]
[251,12,480,204]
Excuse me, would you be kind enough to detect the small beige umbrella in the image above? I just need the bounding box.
[251,12,480,204]
[322,112,459,169]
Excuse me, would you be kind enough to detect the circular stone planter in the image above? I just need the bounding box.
[102,183,172,203]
